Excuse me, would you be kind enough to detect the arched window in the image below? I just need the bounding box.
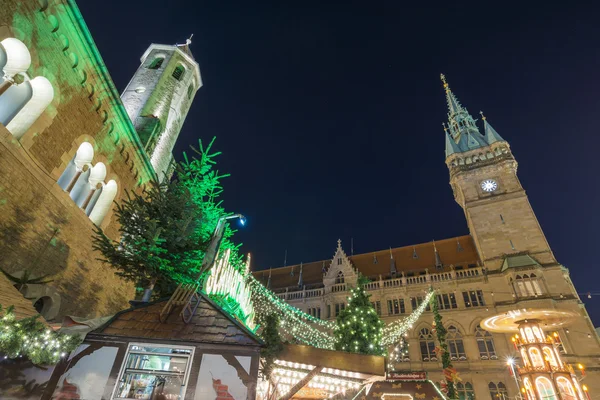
[542,346,558,367]
[187,84,194,99]
[556,377,576,400]
[58,142,94,191]
[524,378,536,400]
[475,324,496,360]
[520,348,530,366]
[536,377,557,400]
[148,57,164,69]
[525,327,536,343]
[529,347,544,368]
[514,273,544,297]
[0,78,32,126]
[6,76,54,139]
[447,325,466,360]
[335,271,344,284]
[456,382,475,400]
[89,180,118,226]
[419,328,436,361]
[489,382,508,400]
[532,326,544,342]
[172,65,185,81]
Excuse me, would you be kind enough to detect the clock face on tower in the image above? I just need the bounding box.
[481,179,498,192]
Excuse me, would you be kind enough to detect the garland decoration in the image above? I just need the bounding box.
[0,305,82,365]
[249,275,434,351]
[382,289,434,346]
[430,293,458,399]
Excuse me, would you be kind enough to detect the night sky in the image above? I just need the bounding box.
[78,2,600,323]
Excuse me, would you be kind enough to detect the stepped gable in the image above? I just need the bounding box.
[253,235,479,290]
[91,293,261,347]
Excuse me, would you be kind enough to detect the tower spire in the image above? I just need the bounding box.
[440,74,487,154]
[480,111,505,144]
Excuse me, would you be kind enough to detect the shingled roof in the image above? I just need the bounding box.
[91,293,262,347]
[254,235,480,290]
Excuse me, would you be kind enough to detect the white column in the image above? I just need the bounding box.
[89,180,117,226]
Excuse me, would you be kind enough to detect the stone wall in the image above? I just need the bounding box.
[0,0,157,319]
[0,127,134,320]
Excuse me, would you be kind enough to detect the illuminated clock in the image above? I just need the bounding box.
[481,179,498,192]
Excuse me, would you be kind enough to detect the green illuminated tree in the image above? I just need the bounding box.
[92,138,242,299]
[431,292,458,399]
[333,275,385,355]
[258,314,284,380]
[92,178,204,299]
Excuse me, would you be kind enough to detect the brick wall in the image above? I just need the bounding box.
[0,127,134,319]
[0,0,157,319]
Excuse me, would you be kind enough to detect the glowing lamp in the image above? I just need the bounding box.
[1,38,31,79]
[239,216,247,226]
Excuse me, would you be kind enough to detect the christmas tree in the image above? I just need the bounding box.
[93,138,242,300]
[334,275,385,355]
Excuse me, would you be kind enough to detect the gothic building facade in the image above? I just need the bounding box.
[254,76,600,399]
[0,0,199,320]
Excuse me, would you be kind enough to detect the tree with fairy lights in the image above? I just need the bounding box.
[334,275,385,355]
[93,138,243,300]
[430,292,459,399]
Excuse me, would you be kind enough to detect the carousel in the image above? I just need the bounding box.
[482,309,589,400]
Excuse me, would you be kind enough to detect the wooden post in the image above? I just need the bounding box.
[278,365,323,400]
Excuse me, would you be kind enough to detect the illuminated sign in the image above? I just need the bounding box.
[204,249,256,331]
[386,371,427,381]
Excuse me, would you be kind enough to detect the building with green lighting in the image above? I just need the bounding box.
[0,0,199,321]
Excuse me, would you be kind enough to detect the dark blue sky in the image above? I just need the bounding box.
[79,1,600,322]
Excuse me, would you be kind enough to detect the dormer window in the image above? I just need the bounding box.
[337,258,342,266]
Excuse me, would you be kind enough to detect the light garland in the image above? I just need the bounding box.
[249,276,434,351]
[249,275,335,349]
[0,305,81,365]
[248,275,335,329]
[381,290,434,347]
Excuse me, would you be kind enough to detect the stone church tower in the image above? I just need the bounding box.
[121,39,202,181]
[442,75,555,270]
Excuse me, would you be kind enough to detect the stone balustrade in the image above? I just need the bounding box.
[273,266,485,301]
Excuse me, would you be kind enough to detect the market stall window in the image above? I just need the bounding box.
[113,344,194,399]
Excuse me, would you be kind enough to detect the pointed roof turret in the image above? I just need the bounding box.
[389,247,397,276]
[480,112,505,144]
[441,74,490,156]
[298,262,304,287]
[433,240,443,269]
[175,34,195,60]
[444,123,460,157]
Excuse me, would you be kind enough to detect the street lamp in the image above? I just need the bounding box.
[506,357,522,400]
[197,214,246,278]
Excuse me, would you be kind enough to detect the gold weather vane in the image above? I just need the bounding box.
[440,73,449,91]
[479,110,486,120]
